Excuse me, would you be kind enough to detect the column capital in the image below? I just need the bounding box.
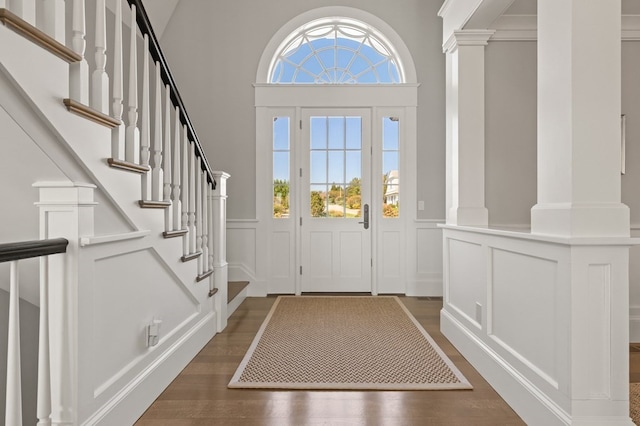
[211,171,230,197]
[443,30,495,53]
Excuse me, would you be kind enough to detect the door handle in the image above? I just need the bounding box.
[358,204,369,229]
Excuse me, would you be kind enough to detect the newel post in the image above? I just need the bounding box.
[211,171,229,332]
[33,182,96,426]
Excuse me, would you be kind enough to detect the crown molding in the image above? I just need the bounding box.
[488,14,640,41]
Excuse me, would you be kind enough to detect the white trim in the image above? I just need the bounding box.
[81,312,216,426]
[255,84,418,107]
[255,6,417,84]
[80,230,150,246]
[441,309,572,426]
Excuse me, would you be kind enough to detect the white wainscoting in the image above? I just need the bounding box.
[230,218,445,297]
[227,219,266,296]
[441,225,633,425]
[631,226,640,342]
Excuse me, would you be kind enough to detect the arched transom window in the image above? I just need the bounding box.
[270,18,404,84]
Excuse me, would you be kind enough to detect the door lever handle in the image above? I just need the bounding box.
[358,204,369,229]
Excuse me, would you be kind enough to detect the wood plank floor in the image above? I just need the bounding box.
[135,296,525,425]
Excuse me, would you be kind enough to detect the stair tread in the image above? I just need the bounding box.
[228,281,249,303]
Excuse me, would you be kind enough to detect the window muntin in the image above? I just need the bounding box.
[382,117,399,218]
[309,116,362,218]
[270,19,402,84]
[273,117,290,218]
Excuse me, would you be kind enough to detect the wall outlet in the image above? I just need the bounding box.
[475,302,482,324]
[147,319,162,347]
[418,200,425,211]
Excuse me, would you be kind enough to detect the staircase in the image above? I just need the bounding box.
[0,1,234,424]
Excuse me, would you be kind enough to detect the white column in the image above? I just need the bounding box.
[531,0,629,238]
[211,171,229,332]
[34,182,96,426]
[111,0,124,161]
[171,109,182,231]
[152,64,164,201]
[163,84,173,231]
[443,30,493,226]
[534,1,632,424]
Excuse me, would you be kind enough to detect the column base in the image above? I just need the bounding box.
[531,203,630,237]
[447,206,488,227]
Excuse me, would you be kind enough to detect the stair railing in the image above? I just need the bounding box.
[0,238,68,426]
[0,1,219,284]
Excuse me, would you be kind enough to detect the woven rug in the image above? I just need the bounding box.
[632,383,640,425]
[228,296,472,390]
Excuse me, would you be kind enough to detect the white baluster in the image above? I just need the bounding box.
[12,0,35,25]
[6,261,23,426]
[69,0,88,104]
[91,0,109,113]
[188,149,197,254]
[42,0,65,43]
[195,160,203,273]
[140,35,151,201]
[201,172,209,273]
[152,63,163,201]
[111,0,124,161]
[163,84,172,230]
[181,126,190,255]
[208,182,215,273]
[172,108,182,232]
[37,257,51,426]
[125,3,139,164]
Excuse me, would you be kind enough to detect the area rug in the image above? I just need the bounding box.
[228,296,472,390]
[632,383,640,425]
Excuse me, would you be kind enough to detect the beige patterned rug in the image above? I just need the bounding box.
[228,296,472,390]
[632,383,640,425]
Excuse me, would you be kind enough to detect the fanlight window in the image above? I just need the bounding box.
[270,18,403,84]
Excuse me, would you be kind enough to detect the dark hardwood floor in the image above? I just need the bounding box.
[135,296,525,425]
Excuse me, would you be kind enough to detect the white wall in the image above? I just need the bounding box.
[158,0,446,221]
[485,41,537,227]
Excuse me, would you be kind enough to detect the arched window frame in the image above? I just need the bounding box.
[269,17,404,84]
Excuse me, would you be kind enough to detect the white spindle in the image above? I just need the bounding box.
[152,63,163,201]
[188,149,197,254]
[163,84,173,230]
[111,0,124,161]
[195,162,203,273]
[172,109,182,231]
[91,0,109,113]
[140,35,151,201]
[208,183,215,272]
[181,127,190,255]
[12,0,36,25]
[37,257,52,426]
[201,172,209,273]
[125,3,139,164]
[43,0,66,43]
[69,0,88,104]
[6,261,23,426]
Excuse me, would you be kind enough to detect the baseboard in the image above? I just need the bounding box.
[440,309,570,426]
[82,312,217,426]
[406,276,442,297]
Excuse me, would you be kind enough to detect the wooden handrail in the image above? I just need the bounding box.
[0,238,68,263]
[126,0,216,189]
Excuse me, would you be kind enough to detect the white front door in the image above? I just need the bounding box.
[300,109,372,292]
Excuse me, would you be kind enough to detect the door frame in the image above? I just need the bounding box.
[255,85,418,296]
[298,108,372,293]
